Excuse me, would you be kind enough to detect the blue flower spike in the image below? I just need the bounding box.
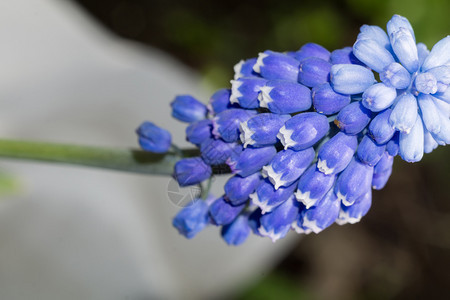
[136,121,172,153]
[153,14,450,245]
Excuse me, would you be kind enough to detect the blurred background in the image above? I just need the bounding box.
[0,0,448,299]
[71,0,450,299]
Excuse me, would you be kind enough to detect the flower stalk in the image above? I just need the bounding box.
[0,139,198,175]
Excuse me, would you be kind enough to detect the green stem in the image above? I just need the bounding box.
[0,139,199,176]
[201,177,213,199]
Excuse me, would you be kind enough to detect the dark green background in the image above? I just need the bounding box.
[74,1,450,299]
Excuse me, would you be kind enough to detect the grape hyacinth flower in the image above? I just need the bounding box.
[136,121,172,153]
[137,14,449,246]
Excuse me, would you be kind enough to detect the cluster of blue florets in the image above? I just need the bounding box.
[136,15,450,245]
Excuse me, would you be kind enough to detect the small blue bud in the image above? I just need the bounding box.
[372,152,394,190]
[421,36,450,71]
[248,209,262,236]
[399,116,424,162]
[234,58,259,79]
[418,94,440,134]
[312,83,351,115]
[172,197,212,239]
[208,88,234,115]
[417,43,430,66]
[374,151,394,174]
[230,77,267,108]
[386,132,400,156]
[277,112,329,150]
[357,135,386,166]
[186,119,212,145]
[171,95,207,123]
[330,64,375,95]
[372,168,392,190]
[386,14,415,42]
[426,66,450,93]
[227,146,277,177]
[258,195,300,242]
[258,80,312,114]
[434,86,450,103]
[424,128,438,153]
[336,189,372,225]
[296,189,340,234]
[389,93,418,133]
[136,121,172,153]
[262,148,315,189]
[295,164,336,208]
[330,47,363,65]
[389,27,419,73]
[368,109,396,144]
[415,73,438,95]
[335,101,372,135]
[253,50,300,81]
[209,196,245,226]
[357,25,392,51]
[294,43,331,62]
[212,108,257,142]
[250,178,298,214]
[335,157,374,206]
[353,38,395,73]
[317,132,358,175]
[240,113,290,147]
[200,139,240,165]
[221,214,251,246]
[174,157,212,187]
[362,83,397,112]
[298,57,331,88]
[433,97,450,116]
[430,109,450,145]
[380,62,411,89]
[224,172,262,206]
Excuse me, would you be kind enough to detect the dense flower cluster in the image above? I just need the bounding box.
[137,15,449,245]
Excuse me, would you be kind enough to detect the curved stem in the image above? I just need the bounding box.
[0,139,199,176]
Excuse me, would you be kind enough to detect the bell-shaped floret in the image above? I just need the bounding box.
[258,80,312,114]
[277,112,329,150]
